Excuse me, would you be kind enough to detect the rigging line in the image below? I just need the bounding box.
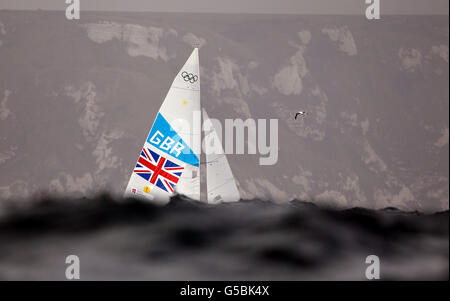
[199,159,220,165]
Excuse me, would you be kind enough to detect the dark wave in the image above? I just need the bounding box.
[0,195,448,280]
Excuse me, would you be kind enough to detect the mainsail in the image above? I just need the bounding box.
[124,48,201,204]
[203,109,240,203]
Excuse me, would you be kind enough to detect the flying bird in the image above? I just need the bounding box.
[294,111,308,119]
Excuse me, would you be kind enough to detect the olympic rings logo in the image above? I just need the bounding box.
[181,71,198,83]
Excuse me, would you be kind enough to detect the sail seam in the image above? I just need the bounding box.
[172,86,200,92]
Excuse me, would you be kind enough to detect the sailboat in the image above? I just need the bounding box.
[124,48,240,205]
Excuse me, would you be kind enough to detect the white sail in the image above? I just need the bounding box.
[202,109,240,204]
[124,48,201,204]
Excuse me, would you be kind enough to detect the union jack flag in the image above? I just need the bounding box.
[134,146,184,193]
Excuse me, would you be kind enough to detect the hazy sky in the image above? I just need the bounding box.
[0,0,448,14]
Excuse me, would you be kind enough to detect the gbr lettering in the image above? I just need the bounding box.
[149,130,185,157]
